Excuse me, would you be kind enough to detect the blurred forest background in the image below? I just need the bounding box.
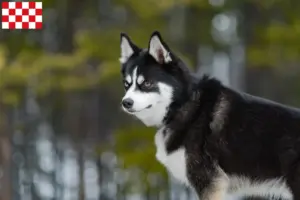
[1,0,300,199]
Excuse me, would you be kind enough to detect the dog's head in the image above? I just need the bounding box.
[119,31,191,127]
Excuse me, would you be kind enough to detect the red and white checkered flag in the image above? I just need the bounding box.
[1,1,42,29]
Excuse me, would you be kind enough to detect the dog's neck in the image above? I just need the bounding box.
[157,89,201,153]
[167,91,201,125]
[162,84,200,128]
[159,76,226,153]
[162,72,199,126]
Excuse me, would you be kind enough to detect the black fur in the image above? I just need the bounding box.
[120,31,300,200]
[166,74,300,199]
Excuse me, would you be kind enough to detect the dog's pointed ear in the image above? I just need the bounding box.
[120,33,139,64]
[148,31,172,64]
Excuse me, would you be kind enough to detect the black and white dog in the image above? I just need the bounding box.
[119,31,300,200]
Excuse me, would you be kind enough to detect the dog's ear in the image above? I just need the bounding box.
[120,33,140,64]
[148,31,172,64]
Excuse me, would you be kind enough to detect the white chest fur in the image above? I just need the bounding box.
[154,128,189,185]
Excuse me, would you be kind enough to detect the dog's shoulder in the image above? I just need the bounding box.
[191,75,232,134]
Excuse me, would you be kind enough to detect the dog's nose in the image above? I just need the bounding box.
[122,98,134,109]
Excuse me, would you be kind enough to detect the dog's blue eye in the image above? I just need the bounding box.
[142,81,152,88]
[124,81,130,88]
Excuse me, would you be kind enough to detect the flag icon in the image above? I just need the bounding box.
[1,1,42,29]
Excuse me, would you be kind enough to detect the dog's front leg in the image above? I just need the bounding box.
[189,168,229,200]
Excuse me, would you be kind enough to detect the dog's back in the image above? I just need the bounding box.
[220,90,300,179]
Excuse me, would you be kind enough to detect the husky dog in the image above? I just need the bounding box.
[119,31,300,200]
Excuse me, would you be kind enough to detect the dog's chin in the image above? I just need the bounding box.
[122,101,167,127]
[122,104,153,115]
[135,104,167,127]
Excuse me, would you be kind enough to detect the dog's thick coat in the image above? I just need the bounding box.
[120,31,300,200]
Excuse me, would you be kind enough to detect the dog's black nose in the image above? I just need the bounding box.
[122,98,134,109]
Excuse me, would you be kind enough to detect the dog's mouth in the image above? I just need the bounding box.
[125,104,152,114]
